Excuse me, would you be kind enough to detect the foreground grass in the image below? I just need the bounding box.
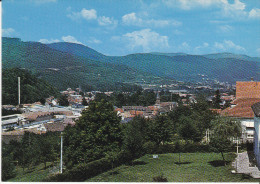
[7,162,56,182]
[87,152,260,182]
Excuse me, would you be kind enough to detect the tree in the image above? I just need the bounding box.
[58,95,69,106]
[177,116,200,142]
[122,116,149,159]
[210,117,241,164]
[213,90,221,109]
[116,93,125,107]
[82,97,88,106]
[2,156,16,181]
[64,100,122,166]
[148,115,172,146]
[38,134,58,169]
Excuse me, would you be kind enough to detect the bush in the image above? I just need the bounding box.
[45,150,133,182]
[153,174,168,182]
[2,157,16,181]
[156,144,175,154]
[143,141,157,154]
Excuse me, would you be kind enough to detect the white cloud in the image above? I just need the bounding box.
[62,35,83,45]
[67,8,117,28]
[218,25,233,33]
[67,8,97,21]
[163,0,251,20]
[122,12,181,27]
[221,0,247,19]
[81,9,97,20]
[214,40,245,52]
[2,28,15,37]
[256,48,260,56]
[88,37,102,44]
[98,16,118,27]
[162,0,222,10]
[39,38,60,44]
[173,29,183,35]
[122,13,142,25]
[178,42,191,52]
[30,0,56,4]
[194,42,209,53]
[123,29,169,52]
[249,8,260,19]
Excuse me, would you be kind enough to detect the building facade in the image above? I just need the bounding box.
[252,102,260,168]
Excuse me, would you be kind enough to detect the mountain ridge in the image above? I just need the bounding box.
[2,37,260,89]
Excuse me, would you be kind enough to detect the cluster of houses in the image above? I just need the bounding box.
[116,93,177,123]
[220,80,260,143]
[1,103,83,143]
[2,80,260,171]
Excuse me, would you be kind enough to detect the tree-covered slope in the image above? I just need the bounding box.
[47,42,106,62]
[2,68,59,105]
[2,37,159,91]
[110,54,259,82]
[46,41,260,83]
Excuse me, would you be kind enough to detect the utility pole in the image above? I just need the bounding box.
[60,132,63,173]
[18,77,20,105]
[236,137,239,154]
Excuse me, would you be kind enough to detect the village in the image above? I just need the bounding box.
[2,78,260,179]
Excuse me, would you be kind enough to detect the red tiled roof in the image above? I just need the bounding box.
[129,110,144,116]
[148,106,156,111]
[210,109,222,114]
[44,122,64,132]
[115,108,124,113]
[23,112,53,121]
[221,98,260,118]
[236,81,260,99]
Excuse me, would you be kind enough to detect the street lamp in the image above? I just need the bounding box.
[60,132,63,174]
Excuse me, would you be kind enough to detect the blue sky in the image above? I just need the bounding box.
[2,0,260,57]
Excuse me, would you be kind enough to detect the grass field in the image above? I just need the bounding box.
[7,162,58,182]
[86,152,260,182]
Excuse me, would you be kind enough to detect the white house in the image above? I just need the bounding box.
[252,102,260,168]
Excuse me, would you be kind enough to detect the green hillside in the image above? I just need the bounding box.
[47,41,260,83]
[2,68,59,105]
[2,37,161,91]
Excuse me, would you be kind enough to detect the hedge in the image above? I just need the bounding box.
[44,150,132,182]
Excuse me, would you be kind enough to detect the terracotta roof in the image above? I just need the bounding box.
[236,81,260,99]
[210,109,222,114]
[63,118,76,126]
[221,96,235,101]
[115,108,124,113]
[148,106,156,111]
[44,122,64,132]
[252,102,260,117]
[2,128,43,136]
[22,112,53,121]
[221,98,260,118]
[129,110,144,116]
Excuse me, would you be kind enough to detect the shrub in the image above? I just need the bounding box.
[156,144,175,154]
[153,174,168,182]
[2,157,16,181]
[45,150,133,182]
[143,141,157,154]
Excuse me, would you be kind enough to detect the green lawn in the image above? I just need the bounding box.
[86,152,260,182]
[7,162,58,182]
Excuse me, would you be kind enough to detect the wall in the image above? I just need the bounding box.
[254,116,260,168]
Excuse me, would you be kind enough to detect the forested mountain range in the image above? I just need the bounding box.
[2,37,260,93]
[47,41,260,83]
[2,68,59,105]
[2,37,158,91]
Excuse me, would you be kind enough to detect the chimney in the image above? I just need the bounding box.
[251,77,254,81]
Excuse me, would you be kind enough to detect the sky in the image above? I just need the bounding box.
[2,0,260,57]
